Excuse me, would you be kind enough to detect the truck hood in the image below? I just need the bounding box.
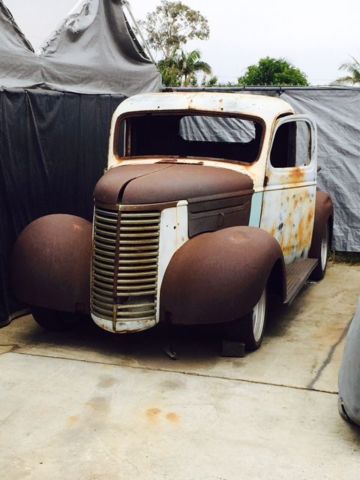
[94,163,254,205]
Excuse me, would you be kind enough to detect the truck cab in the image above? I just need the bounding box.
[12,92,333,351]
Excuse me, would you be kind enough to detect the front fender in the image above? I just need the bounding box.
[11,214,92,313]
[160,226,285,326]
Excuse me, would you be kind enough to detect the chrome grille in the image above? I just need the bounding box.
[91,205,161,327]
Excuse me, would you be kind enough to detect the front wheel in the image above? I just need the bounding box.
[32,307,84,331]
[224,288,267,351]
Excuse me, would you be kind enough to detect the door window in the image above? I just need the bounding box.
[270,119,312,169]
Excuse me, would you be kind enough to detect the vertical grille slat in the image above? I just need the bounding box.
[91,205,161,326]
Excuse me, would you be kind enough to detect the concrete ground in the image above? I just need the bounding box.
[1,261,360,479]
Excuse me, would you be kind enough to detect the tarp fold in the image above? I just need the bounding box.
[0,0,161,95]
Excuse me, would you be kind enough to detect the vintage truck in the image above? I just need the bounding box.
[12,92,333,351]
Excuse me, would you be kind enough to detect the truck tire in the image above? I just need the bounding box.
[224,287,267,351]
[32,307,84,331]
[310,222,329,281]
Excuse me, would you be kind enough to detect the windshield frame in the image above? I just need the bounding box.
[113,110,266,167]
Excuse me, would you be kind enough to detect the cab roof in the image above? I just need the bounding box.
[113,92,294,122]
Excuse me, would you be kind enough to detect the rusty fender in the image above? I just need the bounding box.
[160,226,286,326]
[11,215,92,314]
[309,190,334,258]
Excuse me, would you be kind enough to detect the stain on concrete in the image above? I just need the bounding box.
[98,375,118,389]
[146,408,161,424]
[86,396,110,413]
[67,415,79,427]
[166,412,180,424]
[160,379,184,391]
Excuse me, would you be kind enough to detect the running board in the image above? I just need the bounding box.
[285,258,318,305]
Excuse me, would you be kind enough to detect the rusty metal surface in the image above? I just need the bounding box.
[285,258,318,304]
[105,93,295,195]
[89,93,332,333]
[260,115,318,264]
[160,226,284,326]
[94,163,253,207]
[308,190,334,259]
[188,192,253,237]
[260,184,316,264]
[11,215,92,313]
[94,164,172,205]
[110,92,294,129]
[91,205,161,332]
[120,164,253,205]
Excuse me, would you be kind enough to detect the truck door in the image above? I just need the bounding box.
[260,115,317,264]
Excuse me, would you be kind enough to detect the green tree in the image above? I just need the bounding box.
[158,49,211,87]
[238,57,309,87]
[140,1,210,59]
[175,49,212,86]
[201,75,219,87]
[336,57,360,85]
[158,57,181,87]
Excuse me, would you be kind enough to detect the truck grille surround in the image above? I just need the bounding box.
[91,205,161,329]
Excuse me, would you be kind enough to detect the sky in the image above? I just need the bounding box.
[5,0,360,85]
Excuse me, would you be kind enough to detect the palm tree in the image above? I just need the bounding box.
[336,57,360,85]
[175,49,212,86]
[158,49,212,87]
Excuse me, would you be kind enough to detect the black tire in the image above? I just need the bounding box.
[310,223,329,281]
[32,307,84,331]
[224,288,267,351]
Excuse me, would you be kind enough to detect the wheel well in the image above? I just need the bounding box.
[267,258,286,302]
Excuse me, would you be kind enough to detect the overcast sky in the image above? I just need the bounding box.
[5,0,360,85]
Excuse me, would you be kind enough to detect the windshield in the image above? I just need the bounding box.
[117,113,264,164]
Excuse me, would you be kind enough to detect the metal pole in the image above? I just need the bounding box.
[121,0,156,64]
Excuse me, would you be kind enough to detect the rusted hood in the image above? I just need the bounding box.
[94,163,253,205]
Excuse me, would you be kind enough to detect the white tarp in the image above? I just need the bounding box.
[0,0,161,96]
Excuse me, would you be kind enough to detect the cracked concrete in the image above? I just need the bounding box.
[1,261,360,479]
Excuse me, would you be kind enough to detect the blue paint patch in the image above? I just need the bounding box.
[249,192,264,227]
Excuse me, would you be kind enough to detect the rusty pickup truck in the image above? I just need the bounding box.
[12,92,333,351]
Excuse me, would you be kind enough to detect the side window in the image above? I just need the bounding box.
[270,120,312,168]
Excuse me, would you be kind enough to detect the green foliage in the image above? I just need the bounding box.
[140,0,210,59]
[158,57,181,87]
[238,57,309,87]
[336,57,360,85]
[201,75,219,87]
[159,49,212,87]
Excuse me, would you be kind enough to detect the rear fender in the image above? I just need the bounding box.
[160,226,286,326]
[11,214,92,314]
[309,191,334,258]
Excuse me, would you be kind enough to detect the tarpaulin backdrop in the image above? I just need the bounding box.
[281,89,360,253]
[0,90,125,324]
[0,0,161,325]
[0,0,161,95]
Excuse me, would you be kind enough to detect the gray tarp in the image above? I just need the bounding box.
[339,300,360,424]
[281,90,360,252]
[0,0,161,96]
